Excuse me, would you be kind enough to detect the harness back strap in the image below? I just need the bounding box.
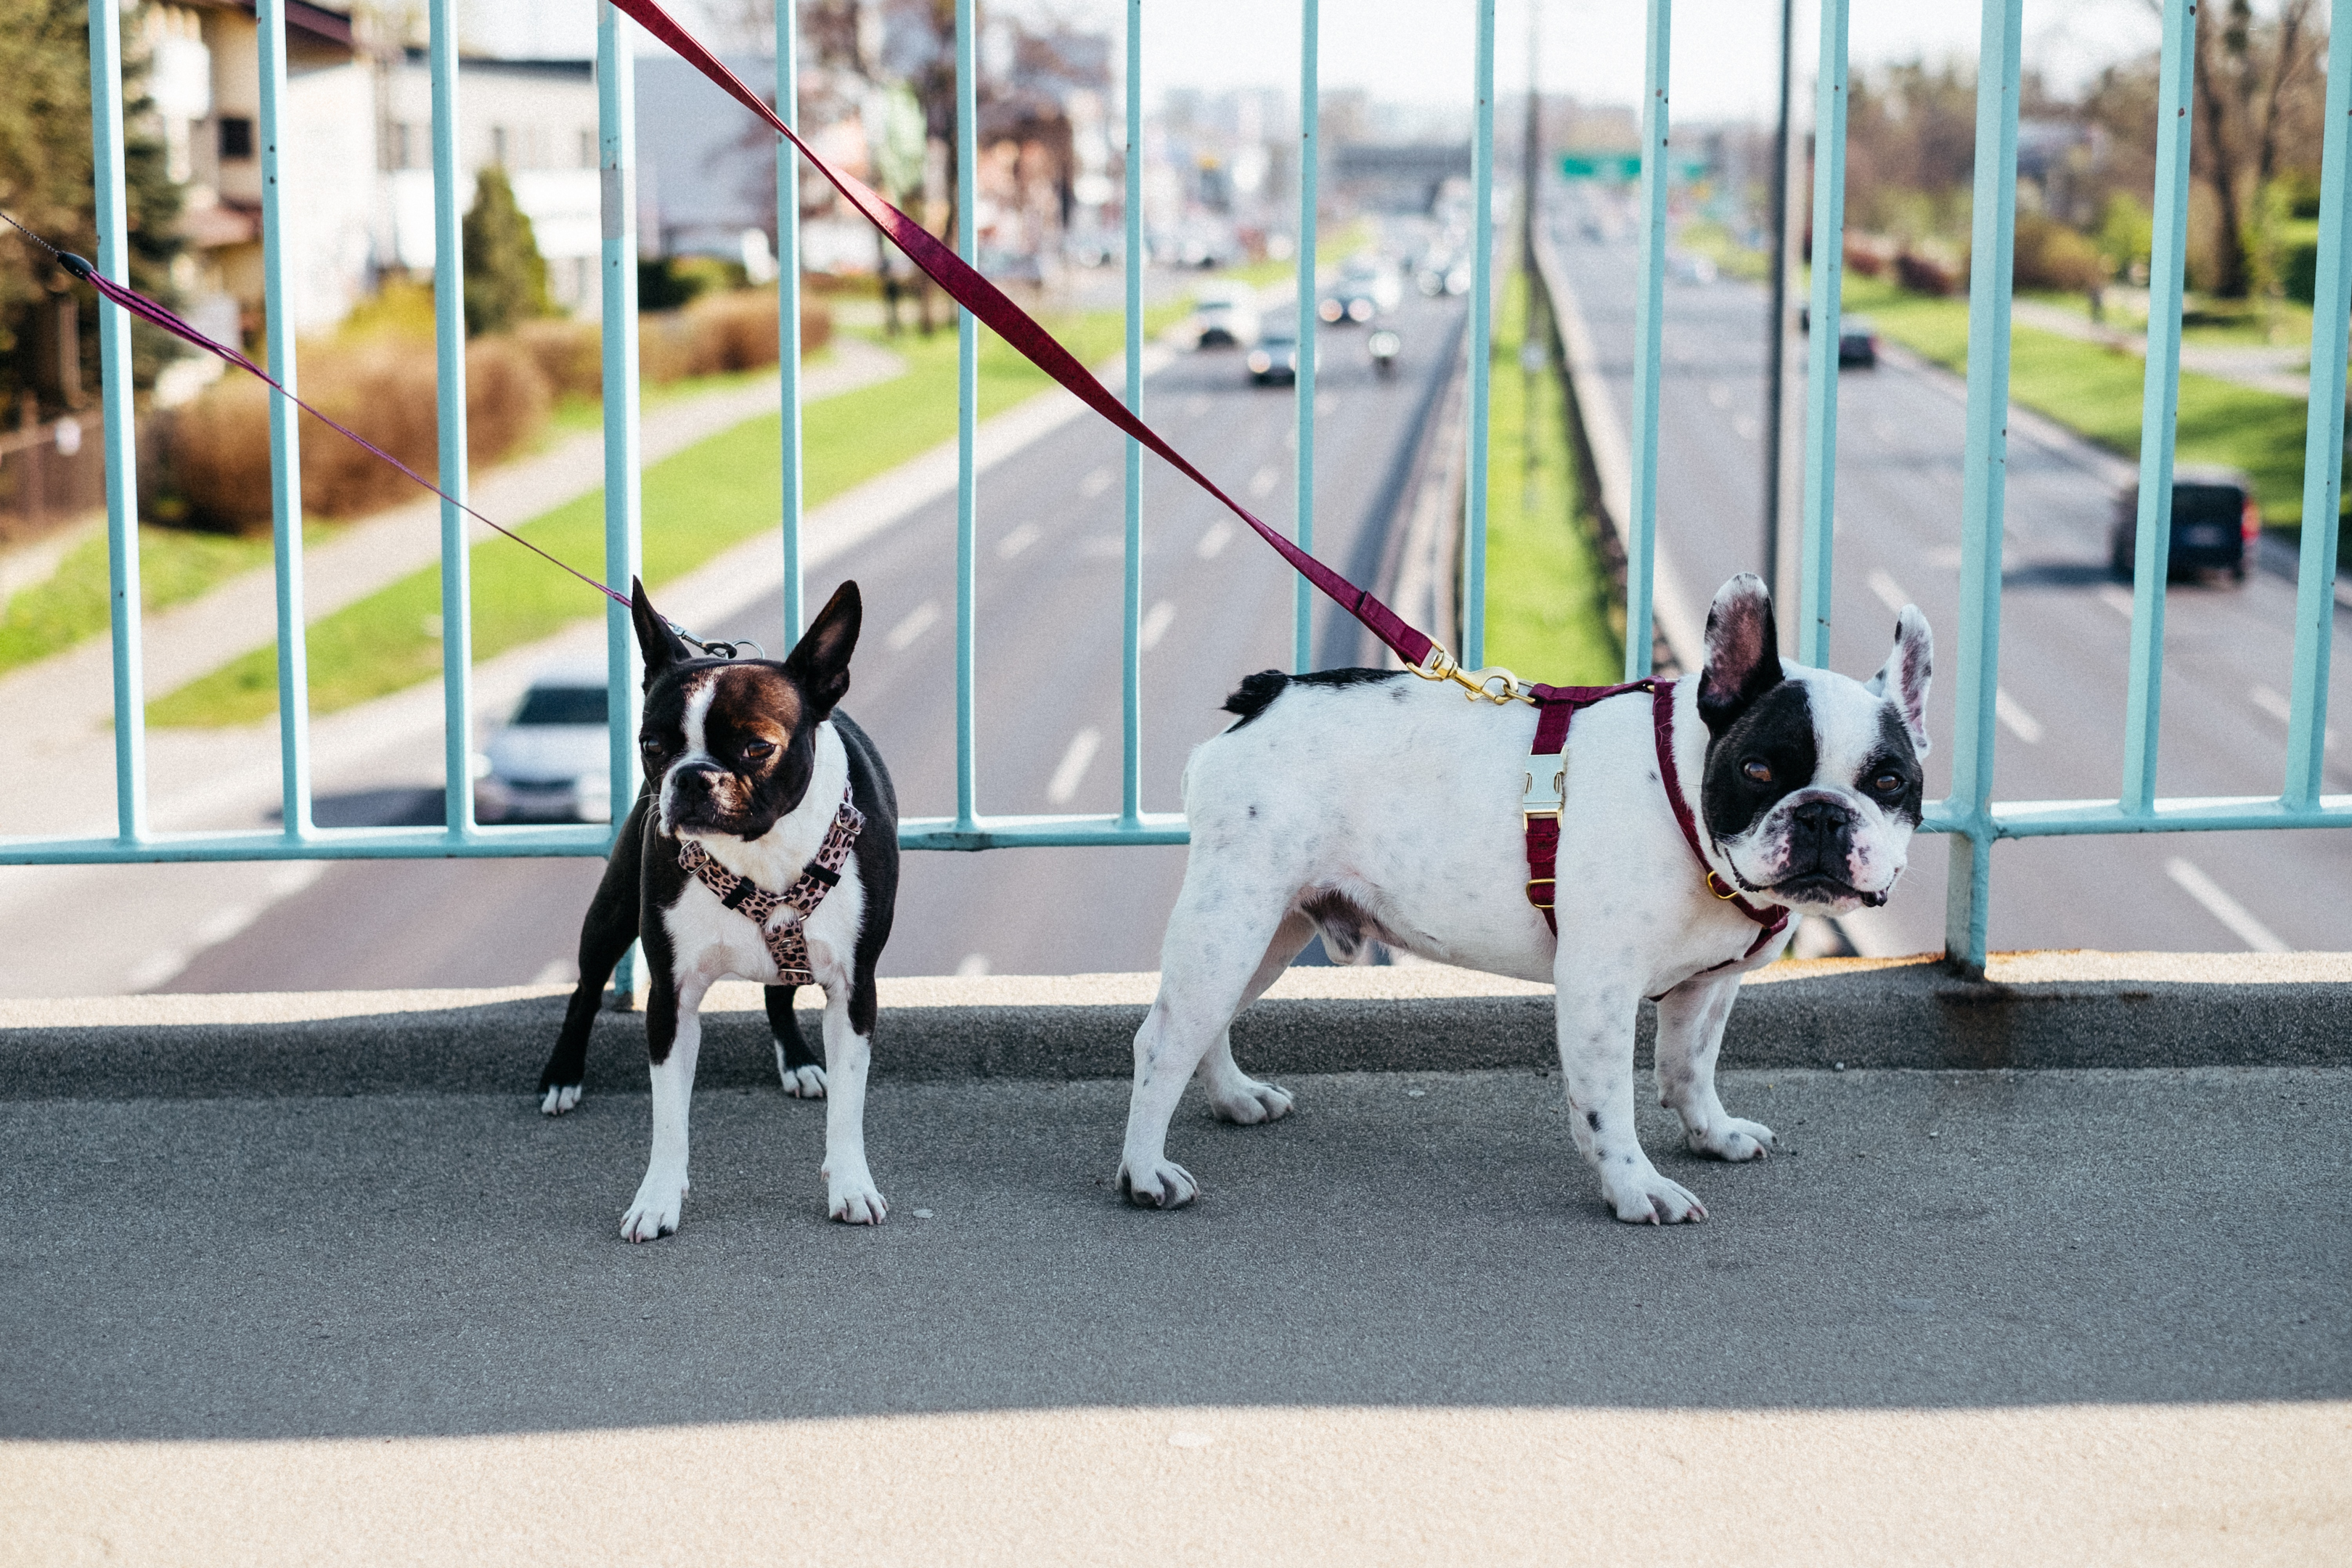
[677,791,864,985]
[1521,679,1789,967]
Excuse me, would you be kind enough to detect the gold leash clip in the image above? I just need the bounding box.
[1410,645,1535,706]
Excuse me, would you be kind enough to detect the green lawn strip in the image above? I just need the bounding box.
[1842,276,2341,542]
[1482,269,1621,687]
[0,523,321,677]
[149,301,1188,727]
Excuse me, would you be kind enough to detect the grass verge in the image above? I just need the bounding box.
[1482,269,1621,686]
[1843,274,2345,543]
[150,301,1191,727]
[0,523,319,678]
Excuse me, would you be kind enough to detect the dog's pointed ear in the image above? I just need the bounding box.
[631,577,695,690]
[1696,573,1784,737]
[783,580,861,719]
[1866,604,1934,757]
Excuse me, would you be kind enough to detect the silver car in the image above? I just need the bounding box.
[474,666,616,824]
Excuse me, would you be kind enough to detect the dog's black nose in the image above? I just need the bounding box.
[1792,799,1842,834]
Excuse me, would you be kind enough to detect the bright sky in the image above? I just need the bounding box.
[481,0,2170,126]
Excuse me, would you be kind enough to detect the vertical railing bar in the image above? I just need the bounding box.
[1941,0,2025,975]
[1292,0,1319,674]
[257,0,312,839]
[2120,0,2200,815]
[1794,0,1850,671]
[1120,0,1144,827]
[776,1,805,648]
[428,0,473,841]
[955,0,979,829]
[2283,0,2352,809]
[1622,0,1672,680]
[1462,0,1498,671]
[86,0,145,846]
[599,1,644,1001]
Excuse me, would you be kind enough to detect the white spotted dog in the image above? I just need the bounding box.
[536,579,899,1243]
[1119,573,1931,1224]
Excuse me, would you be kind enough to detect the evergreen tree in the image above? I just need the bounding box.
[462,166,549,337]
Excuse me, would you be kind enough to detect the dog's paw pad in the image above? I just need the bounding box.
[1606,1168,1706,1225]
[620,1184,685,1243]
[780,1063,828,1099]
[1688,1117,1775,1162]
[826,1172,887,1225]
[540,1084,581,1116]
[1117,1159,1199,1209]
[1208,1079,1295,1126]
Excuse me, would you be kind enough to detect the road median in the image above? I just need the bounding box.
[6,950,2343,1100]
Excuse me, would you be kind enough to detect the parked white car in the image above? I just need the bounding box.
[1189,282,1262,348]
[473,664,616,824]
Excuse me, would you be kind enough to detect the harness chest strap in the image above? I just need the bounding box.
[1522,678,1789,965]
[677,791,864,986]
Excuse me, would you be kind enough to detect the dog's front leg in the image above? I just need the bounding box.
[621,971,708,1242]
[1654,974,1776,1161]
[1556,968,1706,1225]
[817,978,886,1224]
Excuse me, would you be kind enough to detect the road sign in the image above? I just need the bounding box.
[1559,152,1710,183]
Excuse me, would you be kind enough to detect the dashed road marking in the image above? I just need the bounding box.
[886,600,939,652]
[1866,569,1909,616]
[1047,728,1103,806]
[2250,683,2341,749]
[995,523,1042,560]
[1995,689,2044,744]
[1140,600,1177,650]
[1079,466,1114,499]
[954,952,990,978]
[1248,464,1280,498]
[2096,584,2137,619]
[1197,520,1234,559]
[2165,857,2288,952]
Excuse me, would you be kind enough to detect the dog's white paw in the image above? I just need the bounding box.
[1118,1159,1199,1209]
[621,1178,687,1243]
[1207,1077,1294,1126]
[1686,1116,1776,1161]
[1602,1164,1707,1225]
[778,1059,828,1099]
[825,1167,888,1225]
[540,1084,581,1116]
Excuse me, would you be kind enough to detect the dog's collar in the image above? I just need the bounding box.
[677,789,864,984]
[1519,678,1789,966]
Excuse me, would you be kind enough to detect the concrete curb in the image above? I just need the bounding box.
[4,952,2345,1099]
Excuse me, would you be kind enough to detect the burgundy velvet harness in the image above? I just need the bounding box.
[1521,677,1789,969]
[676,791,864,985]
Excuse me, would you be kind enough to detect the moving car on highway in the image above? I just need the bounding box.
[473,665,616,824]
[1190,283,1262,349]
[2110,464,2261,583]
[1247,327,1301,385]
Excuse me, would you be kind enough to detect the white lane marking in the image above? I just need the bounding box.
[1079,465,1114,499]
[125,950,191,992]
[886,600,940,652]
[1707,383,1732,409]
[533,957,579,986]
[1197,520,1234,559]
[1140,600,1178,650]
[1249,464,1281,498]
[1046,727,1103,806]
[954,952,990,978]
[996,523,1042,560]
[1924,545,1964,569]
[1866,569,1909,616]
[2096,584,2138,619]
[192,903,264,947]
[1733,415,1761,441]
[2165,857,2289,952]
[1994,689,2044,745]
[2250,683,2341,749]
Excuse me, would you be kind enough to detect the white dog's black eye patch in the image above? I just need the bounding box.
[1702,682,1817,839]
[1856,706,1925,825]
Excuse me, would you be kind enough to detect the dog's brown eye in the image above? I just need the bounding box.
[740,740,775,761]
[640,738,662,756]
[1872,771,1903,793]
[1742,759,1772,785]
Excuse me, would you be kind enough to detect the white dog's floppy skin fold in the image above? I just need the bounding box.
[1122,573,1931,1224]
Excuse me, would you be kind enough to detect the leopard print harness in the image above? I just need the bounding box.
[675,790,864,984]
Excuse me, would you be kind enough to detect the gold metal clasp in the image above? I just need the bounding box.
[1411,645,1535,706]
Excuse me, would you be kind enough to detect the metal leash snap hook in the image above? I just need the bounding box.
[1458,665,1531,706]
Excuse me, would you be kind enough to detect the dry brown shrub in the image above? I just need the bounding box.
[1894,246,1964,296]
[800,301,833,354]
[2012,213,2109,293]
[511,317,603,400]
[638,311,695,385]
[168,335,552,529]
[685,292,780,375]
[1843,234,1897,279]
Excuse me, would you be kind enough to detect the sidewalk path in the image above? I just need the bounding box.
[7,1063,2345,1562]
[2009,298,2320,400]
[0,336,904,768]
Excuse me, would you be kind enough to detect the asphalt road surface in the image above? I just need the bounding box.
[1554,197,2352,956]
[161,290,1466,991]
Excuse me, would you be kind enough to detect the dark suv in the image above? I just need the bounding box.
[2109,464,2261,583]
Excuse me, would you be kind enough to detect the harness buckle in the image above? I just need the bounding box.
[1521,755,1567,823]
[1524,876,1556,910]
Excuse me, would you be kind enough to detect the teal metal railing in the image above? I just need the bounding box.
[15,0,2350,977]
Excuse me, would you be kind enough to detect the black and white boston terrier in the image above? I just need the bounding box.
[1118,573,1931,1224]
[536,578,899,1243]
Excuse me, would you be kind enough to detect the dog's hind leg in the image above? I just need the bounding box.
[1195,909,1311,1126]
[766,985,828,1099]
[539,799,645,1116]
[1119,882,1293,1209]
[1654,973,1775,1161]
